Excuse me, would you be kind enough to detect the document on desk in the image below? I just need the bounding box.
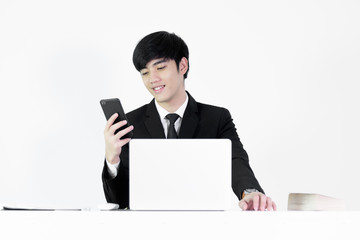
[2,204,82,211]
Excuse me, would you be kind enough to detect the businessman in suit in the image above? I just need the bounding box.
[102,31,276,211]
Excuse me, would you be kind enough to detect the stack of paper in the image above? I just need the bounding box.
[288,193,346,211]
[2,203,82,211]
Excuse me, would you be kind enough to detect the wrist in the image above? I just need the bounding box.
[242,189,259,199]
[106,154,120,165]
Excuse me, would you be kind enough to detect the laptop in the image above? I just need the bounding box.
[129,139,232,210]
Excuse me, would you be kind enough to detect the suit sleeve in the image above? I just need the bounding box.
[218,108,264,200]
[101,144,130,209]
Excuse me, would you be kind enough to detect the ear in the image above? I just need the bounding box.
[179,57,188,75]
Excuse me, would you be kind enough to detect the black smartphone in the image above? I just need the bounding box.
[100,98,133,139]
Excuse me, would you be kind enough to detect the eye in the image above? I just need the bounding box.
[157,65,166,70]
[141,71,149,76]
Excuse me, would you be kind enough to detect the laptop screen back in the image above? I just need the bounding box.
[129,139,232,210]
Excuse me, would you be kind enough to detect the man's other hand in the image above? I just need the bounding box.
[238,192,277,211]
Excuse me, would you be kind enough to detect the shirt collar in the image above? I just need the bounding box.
[154,93,189,120]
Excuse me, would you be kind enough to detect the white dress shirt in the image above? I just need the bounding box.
[106,94,189,178]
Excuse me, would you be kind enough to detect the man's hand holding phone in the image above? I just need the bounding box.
[104,113,134,165]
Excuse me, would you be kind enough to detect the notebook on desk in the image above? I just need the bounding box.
[129,139,232,210]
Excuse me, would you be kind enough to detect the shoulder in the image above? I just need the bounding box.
[125,103,149,122]
[187,92,230,116]
[197,101,227,112]
[126,104,148,116]
[195,101,232,119]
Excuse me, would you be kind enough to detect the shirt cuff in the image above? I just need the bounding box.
[106,158,120,179]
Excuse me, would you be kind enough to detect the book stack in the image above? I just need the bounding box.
[288,193,346,211]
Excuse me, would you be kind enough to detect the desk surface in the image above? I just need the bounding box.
[1,210,359,240]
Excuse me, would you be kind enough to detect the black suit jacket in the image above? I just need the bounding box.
[102,92,264,209]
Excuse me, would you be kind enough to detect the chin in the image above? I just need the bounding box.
[155,95,169,104]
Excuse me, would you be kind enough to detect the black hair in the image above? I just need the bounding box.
[132,31,189,79]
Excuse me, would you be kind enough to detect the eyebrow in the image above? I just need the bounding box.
[152,59,168,67]
[140,59,168,72]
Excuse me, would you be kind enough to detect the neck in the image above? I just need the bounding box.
[158,90,187,113]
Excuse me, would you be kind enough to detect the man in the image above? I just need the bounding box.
[102,31,276,211]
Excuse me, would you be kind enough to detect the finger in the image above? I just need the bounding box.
[117,137,132,148]
[238,200,248,211]
[115,125,134,139]
[259,194,267,211]
[109,120,129,134]
[272,201,277,211]
[252,194,260,211]
[266,197,273,211]
[105,113,119,131]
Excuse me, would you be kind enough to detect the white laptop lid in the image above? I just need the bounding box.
[129,139,232,210]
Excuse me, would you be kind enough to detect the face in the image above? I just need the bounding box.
[140,57,188,111]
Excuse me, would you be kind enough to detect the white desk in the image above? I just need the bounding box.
[1,210,359,240]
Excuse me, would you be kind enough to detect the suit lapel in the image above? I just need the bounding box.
[178,92,199,138]
[144,99,166,138]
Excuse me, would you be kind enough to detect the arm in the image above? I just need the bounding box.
[217,108,263,197]
[102,154,130,209]
[101,113,133,209]
[218,108,276,211]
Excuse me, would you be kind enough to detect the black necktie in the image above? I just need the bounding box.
[165,113,179,139]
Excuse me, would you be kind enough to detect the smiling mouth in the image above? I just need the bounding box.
[153,85,165,92]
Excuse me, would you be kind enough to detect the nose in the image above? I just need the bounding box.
[149,71,161,84]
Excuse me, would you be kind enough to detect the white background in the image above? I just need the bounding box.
[0,0,359,210]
